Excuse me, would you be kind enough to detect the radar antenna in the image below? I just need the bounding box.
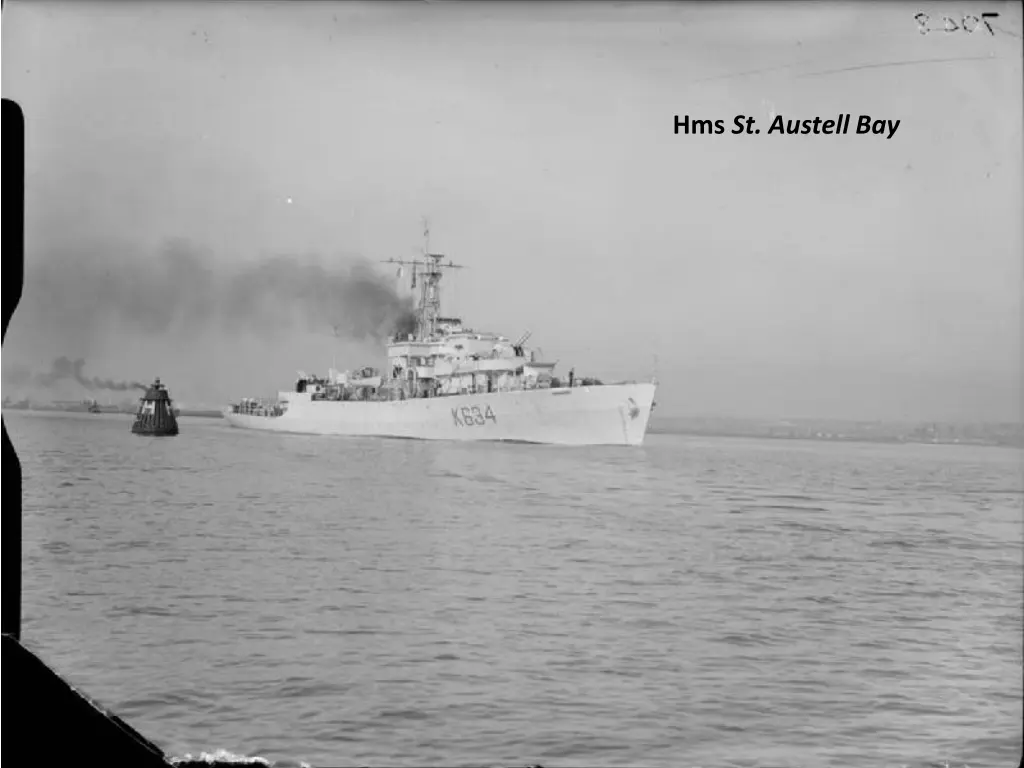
[382,223,466,341]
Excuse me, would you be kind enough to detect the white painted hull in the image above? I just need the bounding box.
[223,383,656,446]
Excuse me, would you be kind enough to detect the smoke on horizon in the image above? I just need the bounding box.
[15,238,419,348]
[7,357,148,392]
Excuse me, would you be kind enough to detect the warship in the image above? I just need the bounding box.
[224,242,657,446]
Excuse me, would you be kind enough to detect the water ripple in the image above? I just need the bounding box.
[7,412,1022,768]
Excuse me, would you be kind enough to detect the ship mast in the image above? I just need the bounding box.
[382,223,465,340]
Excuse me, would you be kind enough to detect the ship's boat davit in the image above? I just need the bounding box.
[132,378,179,437]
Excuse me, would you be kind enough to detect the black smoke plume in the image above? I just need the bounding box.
[31,357,148,391]
[19,238,418,344]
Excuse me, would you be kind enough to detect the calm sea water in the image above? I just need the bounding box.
[7,410,1022,768]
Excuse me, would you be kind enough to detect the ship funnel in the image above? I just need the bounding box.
[131,378,179,437]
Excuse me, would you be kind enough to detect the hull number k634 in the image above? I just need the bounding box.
[452,405,497,426]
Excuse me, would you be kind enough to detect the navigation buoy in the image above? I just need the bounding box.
[131,378,179,436]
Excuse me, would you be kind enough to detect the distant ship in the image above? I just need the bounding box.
[224,239,657,446]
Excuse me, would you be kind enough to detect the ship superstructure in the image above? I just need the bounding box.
[224,236,657,446]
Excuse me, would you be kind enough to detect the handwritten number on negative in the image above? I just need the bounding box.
[915,11,998,35]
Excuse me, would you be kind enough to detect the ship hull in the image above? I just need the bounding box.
[223,383,656,446]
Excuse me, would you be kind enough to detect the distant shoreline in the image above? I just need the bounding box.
[3,405,1019,447]
[2,406,224,419]
[647,425,1017,448]
[649,419,1023,449]
[177,410,224,419]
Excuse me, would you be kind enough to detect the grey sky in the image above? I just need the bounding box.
[2,1,1021,420]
